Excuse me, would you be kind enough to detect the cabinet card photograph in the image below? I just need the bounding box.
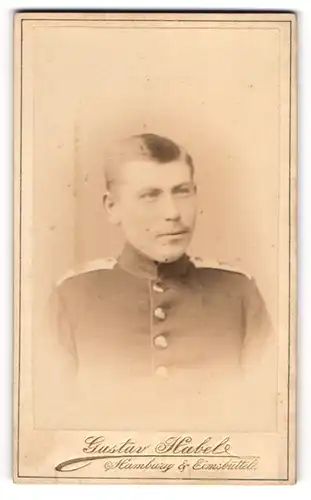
[13,11,297,484]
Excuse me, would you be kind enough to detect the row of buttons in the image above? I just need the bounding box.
[152,281,168,378]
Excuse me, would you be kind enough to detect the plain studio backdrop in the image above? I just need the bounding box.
[30,22,283,331]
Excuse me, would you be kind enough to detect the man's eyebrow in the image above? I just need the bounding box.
[137,186,163,195]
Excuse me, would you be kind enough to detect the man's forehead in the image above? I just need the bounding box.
[118,159,193,187]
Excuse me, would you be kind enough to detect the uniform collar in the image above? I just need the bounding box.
[116,242,192,280]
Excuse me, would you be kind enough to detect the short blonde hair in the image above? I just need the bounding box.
[104,133,194,190]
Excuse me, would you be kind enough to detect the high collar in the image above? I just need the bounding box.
[116,242,192,280]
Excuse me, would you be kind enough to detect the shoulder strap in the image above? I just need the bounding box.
[190,256,251,279]
[56,257,117,286]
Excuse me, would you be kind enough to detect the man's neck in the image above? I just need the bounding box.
[116,242,191,280]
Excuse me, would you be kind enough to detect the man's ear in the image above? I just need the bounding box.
[103,192,121,225]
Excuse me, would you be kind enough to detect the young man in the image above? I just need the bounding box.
[35,133,275,430]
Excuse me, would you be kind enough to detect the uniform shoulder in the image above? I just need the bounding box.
[56,257,118,289]
[190,256,252,281]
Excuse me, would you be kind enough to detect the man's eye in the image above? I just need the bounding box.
[139,190,161,201]
[174,186,194,196]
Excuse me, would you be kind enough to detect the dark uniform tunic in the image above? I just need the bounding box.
[34,244,276,431]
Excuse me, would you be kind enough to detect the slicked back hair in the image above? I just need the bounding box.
[104,133,194,191]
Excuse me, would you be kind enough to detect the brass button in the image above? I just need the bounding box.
[152,282,164,293]
[154,335,168,349]
[154,307,166,320]
[155,366,168,378]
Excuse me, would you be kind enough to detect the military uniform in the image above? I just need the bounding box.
[35,243,276,431]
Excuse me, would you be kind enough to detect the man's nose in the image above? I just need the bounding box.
[163,194,181,221]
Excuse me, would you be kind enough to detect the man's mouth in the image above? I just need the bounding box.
[159,230,189,237]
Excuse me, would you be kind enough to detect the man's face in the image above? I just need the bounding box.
[106,159,197,263]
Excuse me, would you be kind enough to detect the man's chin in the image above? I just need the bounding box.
[155,248,186,264]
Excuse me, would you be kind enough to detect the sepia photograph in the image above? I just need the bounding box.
[14,11,296,484]
[35,130,277,432]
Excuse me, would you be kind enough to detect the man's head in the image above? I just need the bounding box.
[103,133,197,263]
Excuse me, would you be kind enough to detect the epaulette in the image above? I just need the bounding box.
[190,256,251,279]
[56,257,117,286]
